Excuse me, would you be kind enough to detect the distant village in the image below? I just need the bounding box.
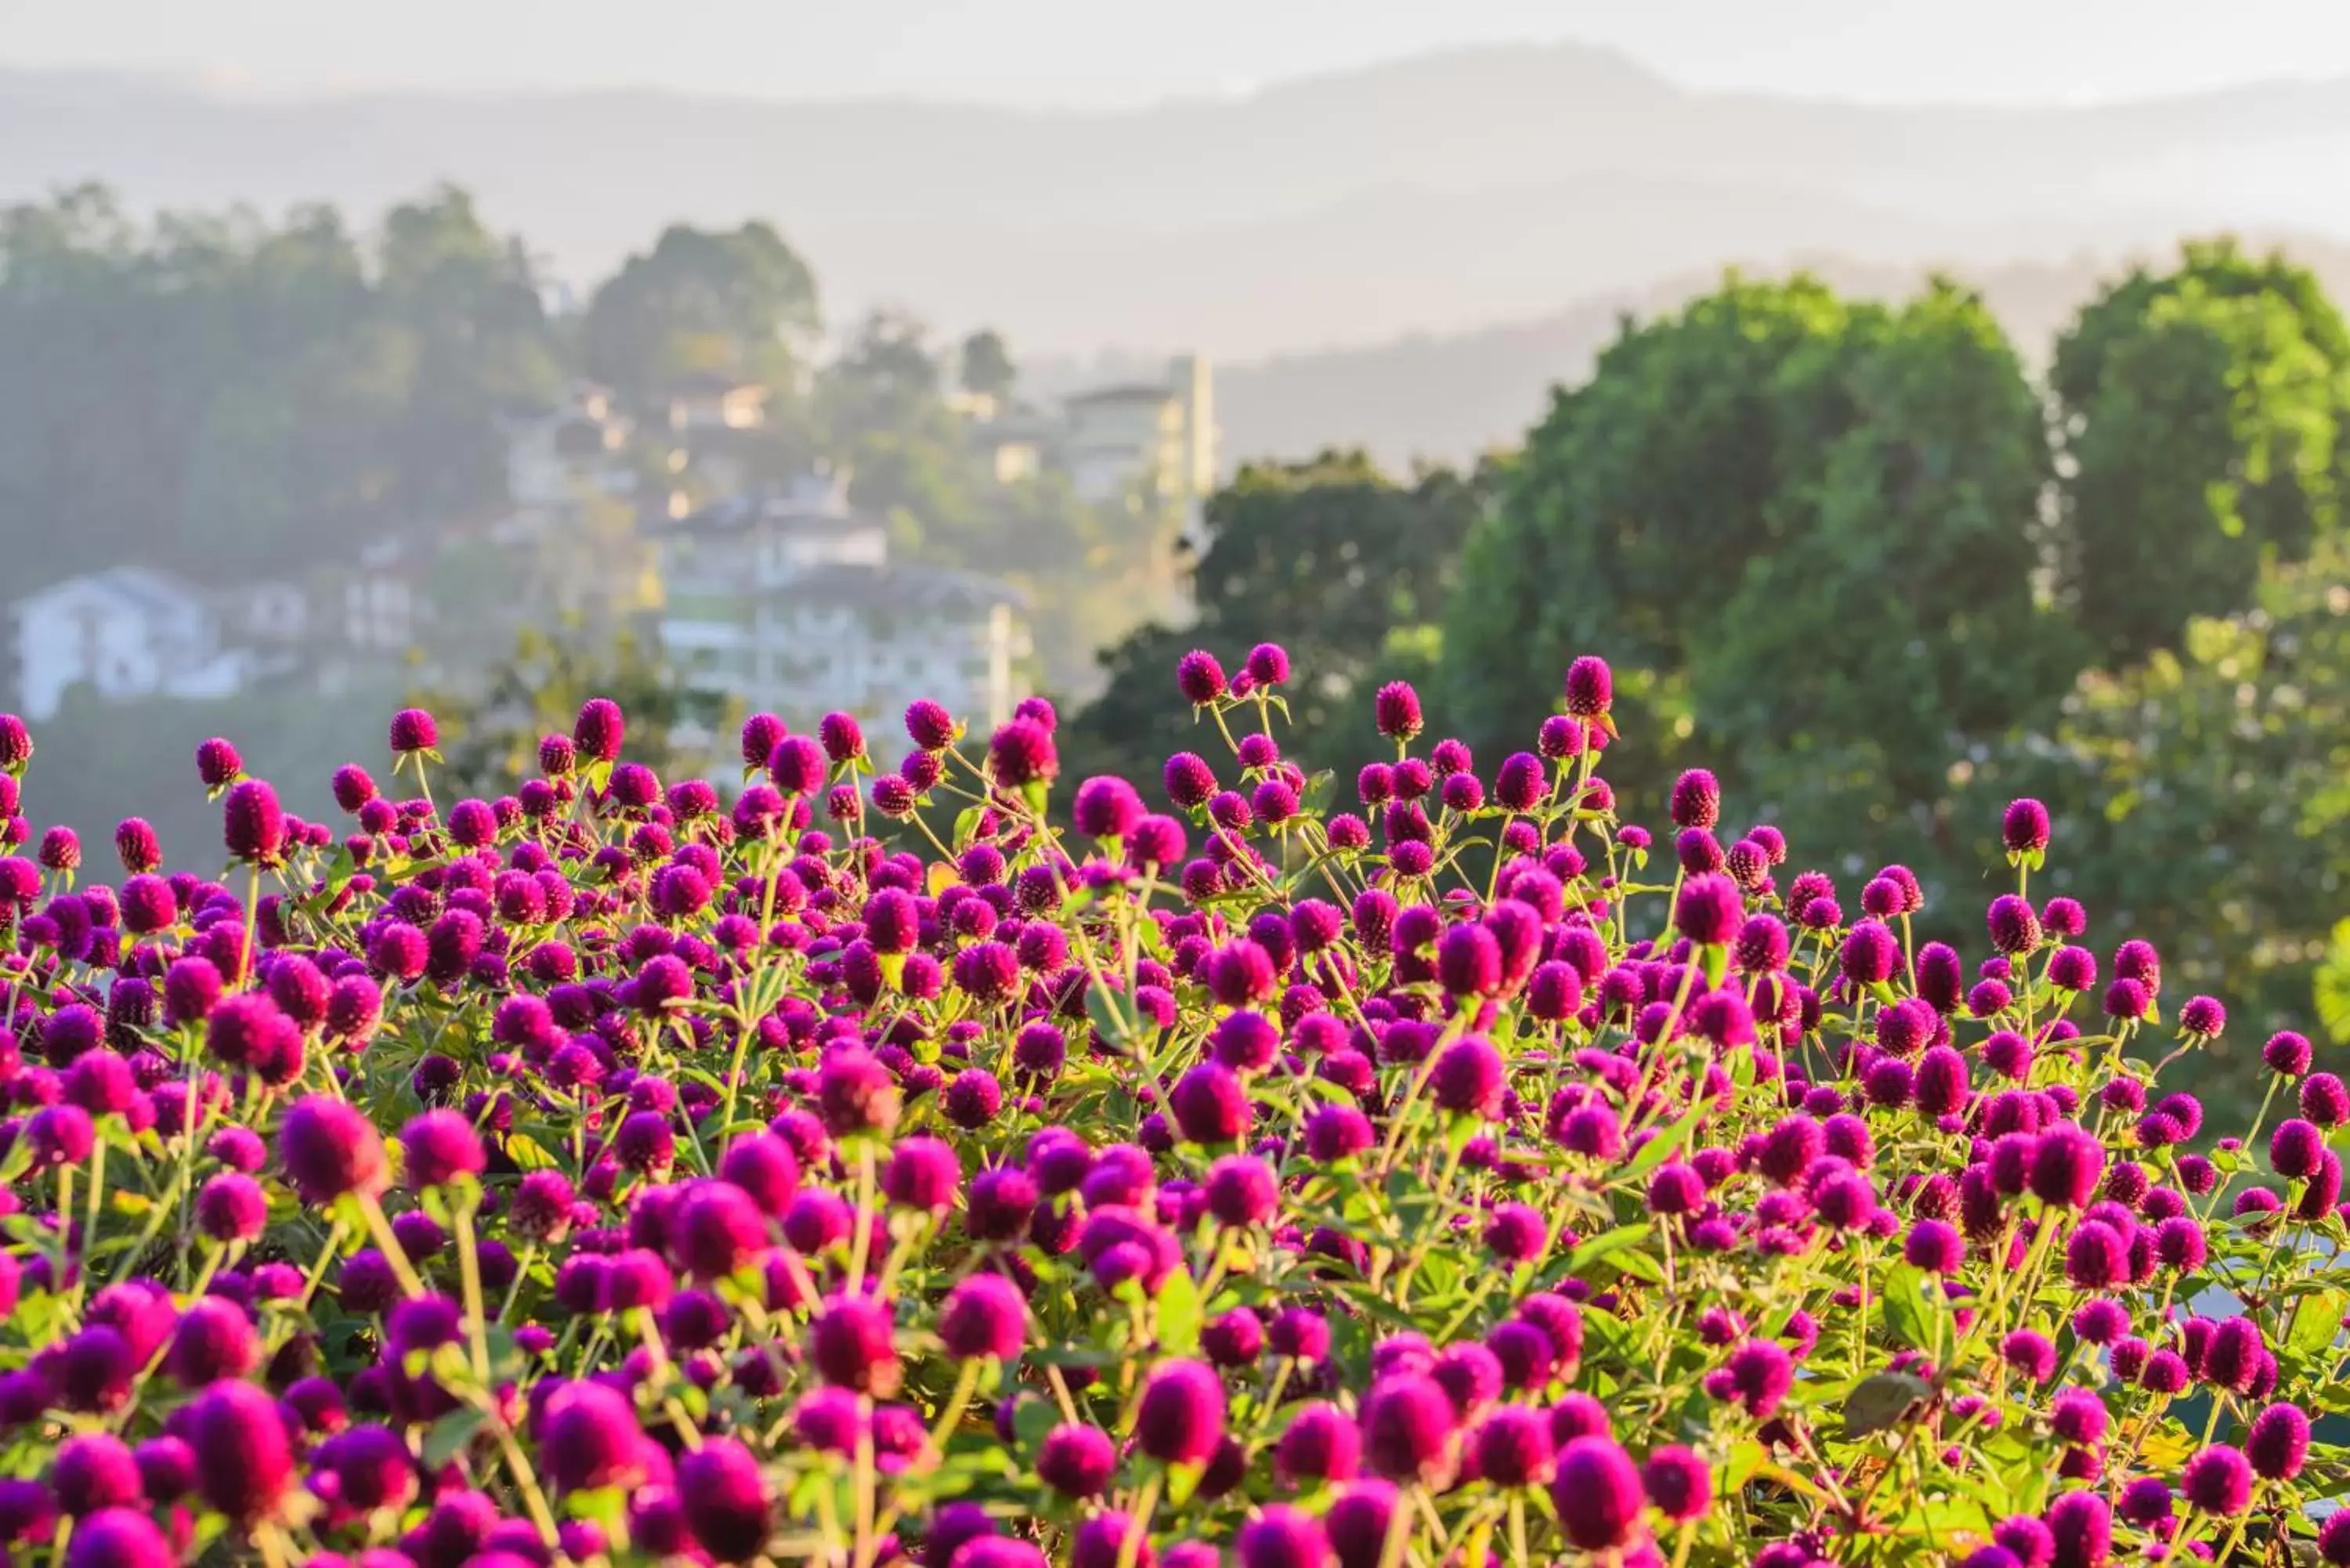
[10,359,1218,741]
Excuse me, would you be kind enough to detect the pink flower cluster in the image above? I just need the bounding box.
[0,651,2334,1568]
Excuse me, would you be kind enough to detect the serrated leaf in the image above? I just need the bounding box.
[1840,1371,1933,1440]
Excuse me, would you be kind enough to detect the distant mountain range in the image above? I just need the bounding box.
[1207,239,2350,471]
[7,45,2350,361]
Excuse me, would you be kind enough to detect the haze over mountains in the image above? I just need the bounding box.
[8,43,2350,461]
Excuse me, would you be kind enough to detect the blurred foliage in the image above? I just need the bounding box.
[2011,543,2350,1068]
[1444,274,2077,883]
[414,620,733,802]
[1061,450,1495,800]
[2051,239,2350,667]
[0,182,563,584]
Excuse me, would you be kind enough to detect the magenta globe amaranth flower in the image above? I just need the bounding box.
[1549,1436,1645,1552]
[221,779,286,865]
[400,1109,485,1190]
[2002,797,2051,855]
[1039,1423,1118,1497]
[189,1378,294,1524]
[542,1379,646,1493]
[938,1274,1026,1362]
[2180,1443,2253,1516]
[1135,1359,1226,1465]
[987,718,1058,788]
[1176,649,1227,705]
[388,707,439,754]
[2246,1401,2311,1480]
[676,1436,771,1563]
[1562,656,1612,721]
[277,1094,388,1205]
[1358,1373,1457,1485]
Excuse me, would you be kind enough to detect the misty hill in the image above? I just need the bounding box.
[6,46,2350,356]
[1211,238,2350,471]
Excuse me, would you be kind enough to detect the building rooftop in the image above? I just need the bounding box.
[1065,382,1178,407]
[732,561,1028,616]
[15,566,209,616]
[655,474,864,536]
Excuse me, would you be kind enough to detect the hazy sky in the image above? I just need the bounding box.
[5,0,2350,107]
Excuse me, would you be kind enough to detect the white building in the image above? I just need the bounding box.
[656,473,1029,735]
[11,569,253,720]
[1062,354,1217,544]
[502,381,640,515]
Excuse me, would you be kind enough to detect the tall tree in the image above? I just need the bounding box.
[1064,451,1491,795]
[959,329,1016,400]
[2052,240,2350,667]
[1444,273,2078,883]
[582,221,819,404]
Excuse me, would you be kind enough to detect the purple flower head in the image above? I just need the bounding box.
[676,1436,770,1563]
[2180,1443,2252,1516]
[1841,921,1900,987]
[542,1380,646,1493]
[65,1510,175,1568]
[1643,1445,1713,1521]
[1039,1422,1118,1496]
[1170,1062,1253,1144]
[2002,797,2051,854]
[189,1378,293,1523]
[987,719,1058,788]
[1674,873,1742,947]
[1360,1373,1457,1484]
[277,1094,388,1205]
[1074,776,1144,840]
[2263,1030,2312,1076]
[1549,1435,1644,1552]
[816,710,865,764]
[2179,994,2225,1037]
[388,707,439,754]
[938,1274,1026,1363]
[2027,1125,2106,1209]
[1135,1359,1225,1465]
[1371,680,1424,742]
[1669,768,1721,829]
[1562,656,1612,719]
[222,779,286,865]
[1176,650,1227,706]
[1235,1505,1328,1568]
[2245,1401,2310,1481]
[400,1109,485,1190]
[1987,894,2041,956]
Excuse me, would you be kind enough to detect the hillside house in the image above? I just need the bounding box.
[502,381,639,514]
[12,569,253,720]
[656,472,1029,734]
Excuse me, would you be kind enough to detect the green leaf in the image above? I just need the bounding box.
[1622,1100,1707,1184]
[1879,1264,1944,1352]
[2290,1288,2347,1356]
[1840,1371,1934,1440]
[1011,1396,1059,1454]
[424,1407,489,1467]
[1157,1268,1202,1357]
[1084,985,1144,1057]
[1564,1223,1652,1277]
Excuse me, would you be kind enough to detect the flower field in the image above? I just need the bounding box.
[0,648,2341,1567]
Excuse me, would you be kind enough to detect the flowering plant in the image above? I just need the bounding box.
[0,649,2337,1568]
